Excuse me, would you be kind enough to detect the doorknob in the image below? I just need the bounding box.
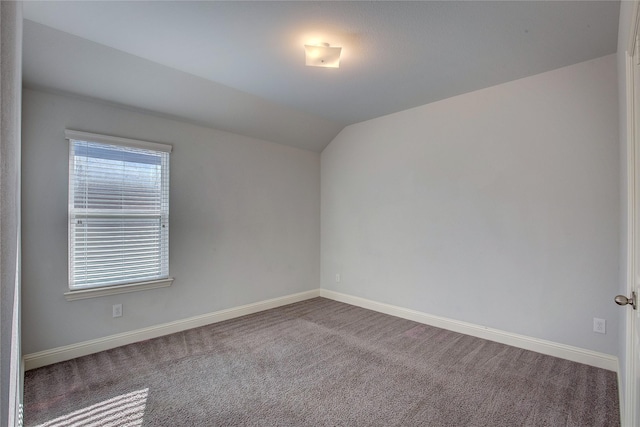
[615,292,637,310]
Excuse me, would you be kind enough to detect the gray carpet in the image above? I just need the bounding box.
[23,297,620,426]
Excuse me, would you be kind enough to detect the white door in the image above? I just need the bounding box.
[630,46,640,425]
[622,11,640,425]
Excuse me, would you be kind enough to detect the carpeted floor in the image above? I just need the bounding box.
[24,297,620,426]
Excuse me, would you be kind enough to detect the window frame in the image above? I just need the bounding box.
[64,130,173,301]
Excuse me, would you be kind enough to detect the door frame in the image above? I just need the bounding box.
[624,3,640,425]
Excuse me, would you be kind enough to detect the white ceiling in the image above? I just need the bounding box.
[22,1,620,152]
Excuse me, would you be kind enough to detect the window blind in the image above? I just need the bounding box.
[67,131,171,290]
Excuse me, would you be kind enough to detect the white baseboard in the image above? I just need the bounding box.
[320,289,619,372]
[24,288,618,373]
[23,289,320,370]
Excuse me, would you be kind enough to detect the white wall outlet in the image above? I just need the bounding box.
[593,317,606,334]
[112,304,123,318]
[335,273,341,283]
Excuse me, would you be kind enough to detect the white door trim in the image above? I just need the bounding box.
[624,4,640,424]
[624,50,636,427]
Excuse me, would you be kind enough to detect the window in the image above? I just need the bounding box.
[66,130,172,298]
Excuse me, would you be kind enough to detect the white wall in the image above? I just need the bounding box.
[21,89,320,354]
[321,54,620,355]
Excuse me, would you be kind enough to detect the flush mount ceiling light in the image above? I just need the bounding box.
[304,42,342,68]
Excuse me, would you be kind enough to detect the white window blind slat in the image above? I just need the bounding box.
[68,135,170,291]
[65,130,173,153]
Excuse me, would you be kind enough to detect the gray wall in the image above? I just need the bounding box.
[21,89,320,354]
[0,2,22,426]
[321,54,620,355]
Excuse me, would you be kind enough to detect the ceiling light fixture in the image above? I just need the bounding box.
[304,42,342,68]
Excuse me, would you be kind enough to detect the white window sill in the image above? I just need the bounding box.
[64,278,174,301]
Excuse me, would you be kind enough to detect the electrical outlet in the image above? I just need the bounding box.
[112,304,123,318]
[593,317,606,334]
[335,273,340,283]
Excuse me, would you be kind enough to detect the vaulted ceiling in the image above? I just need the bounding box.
[22,1,620,152]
